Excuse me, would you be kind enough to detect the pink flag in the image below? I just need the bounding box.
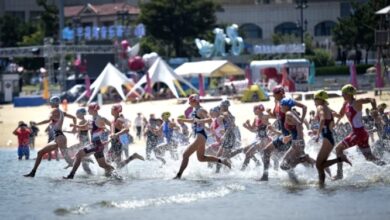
[145,72,152,94]
[375,62,384,88]
[245,65,253,87]
[349,63,358,89]
[85,74,91,98]
[198,74,205,97]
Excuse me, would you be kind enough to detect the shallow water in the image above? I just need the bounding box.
[1,142,390,220]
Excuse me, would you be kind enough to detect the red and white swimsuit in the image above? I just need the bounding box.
[343,101,369,149]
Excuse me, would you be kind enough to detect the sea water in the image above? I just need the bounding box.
[1,140,390,220]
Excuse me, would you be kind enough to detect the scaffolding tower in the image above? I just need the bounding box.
[0,44,118,91]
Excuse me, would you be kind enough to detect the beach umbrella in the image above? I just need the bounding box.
[84,74,91,98]
[375,62,384,88]
[349,63,358,89]
[308,62,316,85]
[245,65,253,87]
[198,74,205,97]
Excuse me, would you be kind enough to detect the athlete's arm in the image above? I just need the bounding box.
[64,112,77,126]
[36,119,51,126]
[294,101,307,123]
[266,108,276,118]
[316,106,325,140]
[197,108,212,124]
[246,119,257,132]
[358,98,377,110]
[267,125,282,136]
[71,121,89,129]
[96,117,109,129]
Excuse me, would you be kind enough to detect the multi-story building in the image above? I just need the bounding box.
[64,2,139,27]
[0,0,140,22]
[216,0,365,48]
[0,0,366,52]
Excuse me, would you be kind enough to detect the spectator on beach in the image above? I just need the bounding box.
[134,113,143,140]
[231,83,237,95]
[13,121,31,160]
[29,121,40,150]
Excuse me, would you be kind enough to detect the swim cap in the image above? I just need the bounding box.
[280,98,295,108]
[378,103,387,109]
[111,104,122,113]
[88,102,100,111]
[49,96,61,105]
[162,111,171,119]
[253,104,265,111]
[188,94,200,103]
[314,90,329,101]
[210,106,221,113]
[341,84,356,95]
[76,108,86,116]
[220,100,230,107]
[272,85,285,94]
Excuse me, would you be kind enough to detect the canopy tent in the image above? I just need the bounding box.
[75,63,134,104]
[175,60,244,96]
[126,57,198,98]
[175,60,244,77]
[250,59,310,83]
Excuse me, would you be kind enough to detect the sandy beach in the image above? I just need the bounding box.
[0,91,385,149]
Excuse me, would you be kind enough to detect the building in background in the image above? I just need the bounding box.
[64,2,139,27]
[0,0,368,57]
[215,0,366,49]
[0,0,140,22]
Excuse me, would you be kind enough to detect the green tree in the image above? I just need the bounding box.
[0,15,23,47]
[139,0,219,57]
[36,0,59,38]
[332,0,389,64]
[20,26,45,46]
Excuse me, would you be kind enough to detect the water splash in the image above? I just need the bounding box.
[55,184,245,216]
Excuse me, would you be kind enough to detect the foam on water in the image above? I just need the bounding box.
[55,184,245,216]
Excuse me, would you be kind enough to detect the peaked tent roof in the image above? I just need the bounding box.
[376,5,390,14]
[76,63,133,104]
[126,57,198,98]
[175,60,244,77]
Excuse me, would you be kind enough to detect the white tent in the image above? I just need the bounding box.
[126,57,198,98]
[376,5,390,14]
[76,63,133,104]
[175,60,244,77]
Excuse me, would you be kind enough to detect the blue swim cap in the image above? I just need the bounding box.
[76,108,86,116]
[280,98,295,108]
[49,96,61,105]
[210,106,220,113]
[220,100,230,107]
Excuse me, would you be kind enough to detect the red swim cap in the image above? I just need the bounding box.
[88,102,100,111]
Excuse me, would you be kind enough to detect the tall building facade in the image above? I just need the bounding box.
[215,0,361,47]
